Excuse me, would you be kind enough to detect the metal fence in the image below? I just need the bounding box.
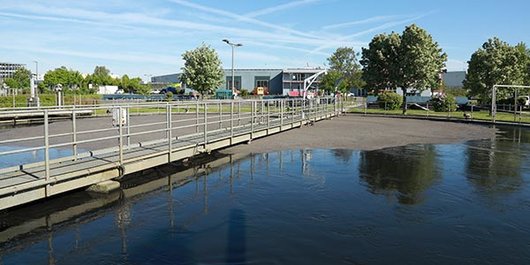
[0,97,340,179]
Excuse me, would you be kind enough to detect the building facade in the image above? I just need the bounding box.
[152,68,324,95]
[0,62,25,81]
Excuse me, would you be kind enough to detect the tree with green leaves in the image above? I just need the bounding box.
[119,74,150,94]
[321,47,364,94]
[89,66,113,87]
[43,66,83,92]
[464,38,528,103]
[361,24,447,114]
[4,67,32,90]
[361,33,401,93]
[181,44,224,96]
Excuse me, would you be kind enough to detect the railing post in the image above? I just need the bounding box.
[251,101,255,135]
[261,100,265,124]
[334,95,337,115]
[196,101,199,133]
[219,101,222,130]
[72,109,77,160]
[238,101,241,126]
[126,105,130,149]
[291,99,294,125]
[118,106,123,166]
[167,104,172,161]
[280,100,284,128]
[204,102,208,145]
[230,101,234,139]
[267,100,270,129]
[44,110,50,181]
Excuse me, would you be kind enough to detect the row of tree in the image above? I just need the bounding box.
[4,24,529,106]
[320,25,530,112]
[2,66,150,95]
[320,24,447,114]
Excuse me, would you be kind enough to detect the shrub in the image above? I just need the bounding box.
[239,89,249,97]
[166,91,173,101]
[377,92,402,110]
[431,94,457,112]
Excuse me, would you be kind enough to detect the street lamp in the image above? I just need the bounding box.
[33,60,38,81]
[222,39,242,95]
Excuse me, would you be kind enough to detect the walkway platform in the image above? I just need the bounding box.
[0,98,339,210]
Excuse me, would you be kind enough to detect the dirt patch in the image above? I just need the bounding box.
[220,115,496,155]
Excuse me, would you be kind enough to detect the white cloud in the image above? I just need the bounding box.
[322,15,402,30]
[244,0,319,18]
[446,59,468,72]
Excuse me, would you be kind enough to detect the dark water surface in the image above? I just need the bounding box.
[1,126,530,264]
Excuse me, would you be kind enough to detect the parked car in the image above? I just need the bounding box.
[159,87,179,94]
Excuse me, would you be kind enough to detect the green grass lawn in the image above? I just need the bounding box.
[348,107,530,124]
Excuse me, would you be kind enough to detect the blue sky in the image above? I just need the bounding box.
[1,0,529,81]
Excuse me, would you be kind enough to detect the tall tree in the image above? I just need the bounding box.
[321,47,364,93]
[181,44,224,95]
[43,66,83,91]
[361,24,446,114]
[464,38,528,103]
[90,66,113,86]
[361,33,401,92]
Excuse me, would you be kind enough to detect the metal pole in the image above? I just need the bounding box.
[219,101,222,130]
[514,89,518,122]
[267,100,270,129]
[280,100,284,127]
[231,46,235,94]
[251,101,255,134]
[44,110,50,181]
[204,102,208,144]
[72,109,77,160]
[196,101,199,133]
[491,85,497,123]
[118,107,124,166]
[230,101,234,139]
[168,104,172,161]
[126,105,130,149]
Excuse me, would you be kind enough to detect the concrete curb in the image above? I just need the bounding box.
[346,112,530,128]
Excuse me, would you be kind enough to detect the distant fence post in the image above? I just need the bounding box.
[44,110,50,182]
[204,102,208,145]
[72,108,77,160]
[167,104,172,161]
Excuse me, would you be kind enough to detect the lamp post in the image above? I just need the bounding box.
[33,60,38,81]
[222,39,242,95]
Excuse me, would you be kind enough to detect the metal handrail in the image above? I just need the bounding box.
[0,97,340,176]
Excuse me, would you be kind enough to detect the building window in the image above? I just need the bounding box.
[255,76,270,88]
[226,76,241,90]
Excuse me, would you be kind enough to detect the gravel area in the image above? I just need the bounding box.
[220,115,496,155]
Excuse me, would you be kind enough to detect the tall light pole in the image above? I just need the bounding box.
[222,39,242,95]
[33,60,39,98]
[33,60,38,81]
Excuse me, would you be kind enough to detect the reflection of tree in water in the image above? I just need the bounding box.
[332,149,354,162]
[359,145,439,205]
[465,127,528,194]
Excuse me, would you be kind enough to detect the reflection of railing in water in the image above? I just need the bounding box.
[0,149,314,262]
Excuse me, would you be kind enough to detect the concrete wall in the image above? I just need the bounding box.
[151,74,180,84]
[443,71,466,88]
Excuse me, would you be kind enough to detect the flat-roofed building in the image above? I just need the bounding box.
[152,68,324,95]
[0,62,26,81]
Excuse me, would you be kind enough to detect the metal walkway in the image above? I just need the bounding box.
[0,98,341,210]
